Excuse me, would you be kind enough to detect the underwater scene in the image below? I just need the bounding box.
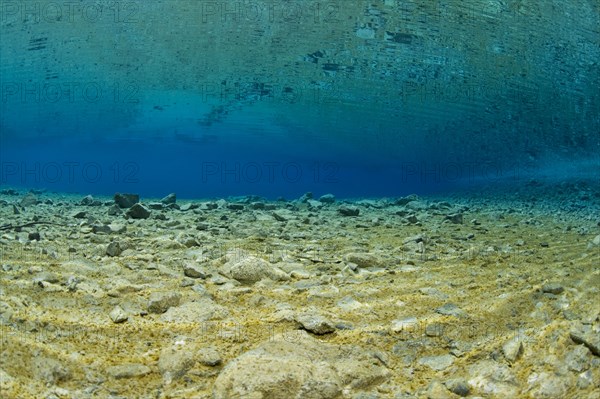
[0,1,599,398]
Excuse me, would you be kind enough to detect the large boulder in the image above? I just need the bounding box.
[213,331,390,399]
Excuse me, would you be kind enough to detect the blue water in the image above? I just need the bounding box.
[1,1,598,199]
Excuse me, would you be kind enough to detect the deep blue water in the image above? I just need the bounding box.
[1,1,598,200]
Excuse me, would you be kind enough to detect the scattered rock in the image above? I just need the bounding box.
[339,205,360,216]
[418,354,455,371]
[114,193,139,208]
[106,241,125,257]
[219,255,290,284]
[109,305,128,323]
[160,299,228,323]
[344,253,384,268]
[183,262,208,279]
[445,213,464,224]
[272,212,287,222]
[28,231,41,241]
[213,331,390,399]
[542,283,564,295]
[20,193,40,207]
[444,378,470,396]
[570,327,600,356]
[33,356,71,384]
[296,312,336,335]
[198,346,222,366]
[565,345,591,372]
[107,363,151,379]
[436,303,466,317]
[502,337,523,362]
[158,341,197,384]
[319,193,336,203]
[160,193,176,204]
[148,292,181,314]
[298,192,313,203]
[126,203,151,219]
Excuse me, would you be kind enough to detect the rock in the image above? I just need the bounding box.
[445,213,464,224]
[570,327,600,356]
[33,356,71,384]
[227,203,244,211]
[160,299,228,323]
[19,193,40,207]
[158,342,197,384]
[219,255,290,284]
[80,195,96,205]
[502,337,523,362]
[418,354,455,371]
[109,305,128,323]
[92,224,112,234]
[344,253,384,268]
[107,204,122,215]
[72,210,87,218]
[160,193,176,204]
[425,381,454,399]
[542,283,564,295]
[468,360,518,397]
[296,311,336,335]
[179,203,198,211]
[395,195,418,205]
[198,346,222,366]
[307,199,324,209]
[588,234,600,248]
[565,345,591,372]
[213,331,390,399]
[126,203,151,219]
[114,193,139,208]
[109,223,126,234]
[147,202,165,210]
[298,192,313,203]
[106,363,151,379]
[272,212,287,222]
[319,193,336,203]
[28,232,40,241]
[12,204,20,214]
[527,371,570,398]
[148,292,181,314]
[444,379,470,397]
[436,303,466,317]
[106,241,125,257]
[339,205,360,216]
[183,262,208,279]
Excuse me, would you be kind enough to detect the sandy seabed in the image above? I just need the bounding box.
[0,182,599,399]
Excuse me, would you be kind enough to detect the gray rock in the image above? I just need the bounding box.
[418,354,455,371]
[183,262,208,279]
[445,213,463,224]
[109,305,128,323]
[198,346,222,366]
[339,205,360,216]
[213,331,390,399]
[227,203,244,210]
[33,356,71,384]
[147,202,165,210]
[158,342,197,384]
[502,337,523,363]
[160,193,176,204]
[107,204,122,215]
[20,193,40,207]
[148,292,181,314]
[542,283,564,294]
[296,312,336,335]
[179,203,198,211]
[298,192,313,203]
[444,379,470,397]
[570,327,600,356]
[307,199,324,209]
[106,363,151,379]
[527,371,570,398]
[126,203,151,219]
[72,210,87,218]
[344,253,384,268]
[219,255,290,284]
[114,193,139,208]
[436,303,466,317]
[565,345,591,372]
[272,212,287,222]
[160,299,228,323]
[106,241,124,257]
[92,224,112,234]
[468,360,518,397]
[319,193,336,203]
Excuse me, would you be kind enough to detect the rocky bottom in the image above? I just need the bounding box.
[0,182,599,399]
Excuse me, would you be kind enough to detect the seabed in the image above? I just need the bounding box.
[0,180,599,399]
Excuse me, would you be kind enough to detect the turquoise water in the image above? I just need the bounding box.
[1,1,598,198]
